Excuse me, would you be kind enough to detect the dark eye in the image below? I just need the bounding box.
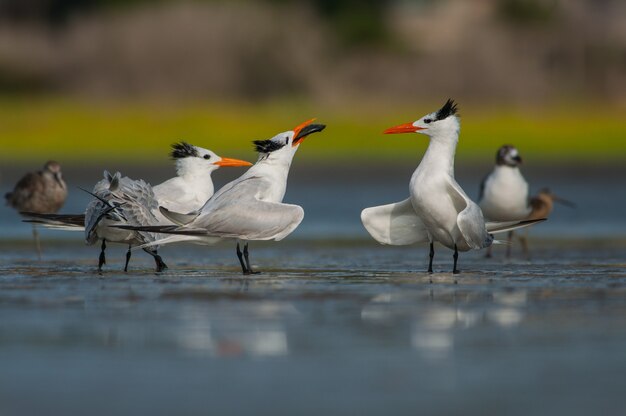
[285,137,289,144]
[203,155,210,160]
[424,118,432,124]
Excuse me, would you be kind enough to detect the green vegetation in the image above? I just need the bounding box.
[0,99,623,165]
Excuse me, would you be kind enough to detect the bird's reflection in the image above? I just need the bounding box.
[362,288,529,358]
[175,301,294,357]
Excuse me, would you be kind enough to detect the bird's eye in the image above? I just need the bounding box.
[204,155,210,160]
[285,137,289,145]
[424,118,432,124]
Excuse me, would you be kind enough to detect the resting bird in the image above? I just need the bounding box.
[478,145,575,258]
[23,143,251,271]
[361,100,544,274]
[6,161,67,258]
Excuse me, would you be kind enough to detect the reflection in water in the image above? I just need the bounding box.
[176,302,291,357]
[362,289,529,358]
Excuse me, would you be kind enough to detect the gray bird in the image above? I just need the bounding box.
[5,161,68,258]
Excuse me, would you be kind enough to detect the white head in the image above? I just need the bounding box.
[384,99,460,142]
[252,119,326,164]
[170,142,251,178]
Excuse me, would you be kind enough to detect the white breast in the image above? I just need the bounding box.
[479,166,531,221]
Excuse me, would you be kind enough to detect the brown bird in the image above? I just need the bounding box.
[514,188,576,258]
[5,161,68,258]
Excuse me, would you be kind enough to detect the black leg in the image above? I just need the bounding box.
[98,239,107,271]
[143,248,168,272]
[153,249,168,272]
[124,244,132,272]
[452,244,460,274]
[428,242,434,273]
[243,243,260,275]
[236,243,248,274]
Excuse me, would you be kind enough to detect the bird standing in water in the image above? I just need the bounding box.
[5,161,67,258]
[478,145,574,258]
[122,119,326,274]
[361,100,544,274]
[23,143,251,272]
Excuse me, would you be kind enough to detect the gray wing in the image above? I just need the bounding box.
[84,174,160,244]
[192,177,304,241]
[111,177,162,242]
[84,178,119,243]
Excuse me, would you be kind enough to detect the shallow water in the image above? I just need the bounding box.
[1,240,626,416]
[1,164,626,415]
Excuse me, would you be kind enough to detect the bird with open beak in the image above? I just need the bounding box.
[122,119,326,274]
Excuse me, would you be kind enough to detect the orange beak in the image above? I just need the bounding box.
[383,123,425,134]
[213,157,252,167]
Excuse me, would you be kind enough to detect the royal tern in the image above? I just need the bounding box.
[122,119,326,274]
[478,145,574,258]
[361,100,544,274]
[24,143,251,271]
[6,161,67,258]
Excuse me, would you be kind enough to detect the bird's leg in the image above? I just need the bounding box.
[98,239,107,272]
[124,244,132,272]
[153,250,168,273]
[154,256,167,272]
[142,248,167,272]
[32,225,42,260]
[243,243,260,275]
[236,243,248,274]
[452,244,460,274]
[519,234,530,260]
[505,231,514,258]
[428,242,435,274]
[485,245,493,258]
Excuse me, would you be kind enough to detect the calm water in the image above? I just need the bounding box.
[1,164,626,415]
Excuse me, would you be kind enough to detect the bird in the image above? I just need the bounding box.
[119,119,326,274]
[23,143,251,272]
[5,160,68,258]
[478,145,575,258]
[361,99,544,274]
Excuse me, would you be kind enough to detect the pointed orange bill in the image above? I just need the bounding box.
[383,123,424,134]
[213,157,252,167]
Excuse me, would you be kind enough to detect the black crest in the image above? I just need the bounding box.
[253,139,286,154]
[435,99,458,121]
[170,142,198,159]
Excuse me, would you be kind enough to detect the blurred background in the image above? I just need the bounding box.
[2,4,626,415]
[0,0,625,238]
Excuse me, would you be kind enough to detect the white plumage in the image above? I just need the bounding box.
[129,120,326,274]
[361,100,544,274]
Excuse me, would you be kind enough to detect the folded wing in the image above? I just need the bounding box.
[446,179,493,250]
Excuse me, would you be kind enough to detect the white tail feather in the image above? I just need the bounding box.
[33,223,84,231]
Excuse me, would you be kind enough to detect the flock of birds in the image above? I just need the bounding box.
[5,100,573,274]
